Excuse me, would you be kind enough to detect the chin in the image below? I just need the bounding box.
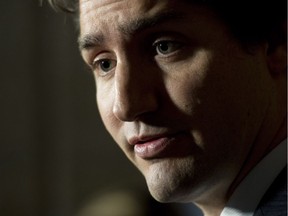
[143,157,197,203]
[147,178,194,203]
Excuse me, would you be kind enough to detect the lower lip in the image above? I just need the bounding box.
[134,133,188,159]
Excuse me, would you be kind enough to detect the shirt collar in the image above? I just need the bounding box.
[220,139,287,216]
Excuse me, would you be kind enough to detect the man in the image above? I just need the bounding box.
[49,0,287,215]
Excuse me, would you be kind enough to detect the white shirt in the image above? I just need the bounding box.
[220,139,287,216]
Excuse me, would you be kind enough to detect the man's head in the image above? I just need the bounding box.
[49,0,287,212]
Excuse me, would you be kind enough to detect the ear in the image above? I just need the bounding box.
[267,44,287,75]
[267,21,287,76]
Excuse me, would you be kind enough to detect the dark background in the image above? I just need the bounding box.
[0,1,146,215]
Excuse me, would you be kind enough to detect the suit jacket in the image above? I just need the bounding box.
[254,166,287,216]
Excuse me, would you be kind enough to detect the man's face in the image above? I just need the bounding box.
[79,0,271,203]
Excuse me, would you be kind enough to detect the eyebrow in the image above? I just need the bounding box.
[119,11,185,36]
[78,32,105,51]
[78,10,185,51]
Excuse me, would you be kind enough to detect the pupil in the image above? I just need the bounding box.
[160,43,169,52]
[101,60,110,69]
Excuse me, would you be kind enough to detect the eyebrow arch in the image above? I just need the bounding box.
[119,11,185,36]
[78,10,185,51]
[78,33,104,51]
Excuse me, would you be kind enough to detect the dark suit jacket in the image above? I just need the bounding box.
[254,166,287,216]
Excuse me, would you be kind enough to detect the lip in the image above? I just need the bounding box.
[129,132,189,159]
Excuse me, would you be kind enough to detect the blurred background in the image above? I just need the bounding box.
[0,1,203,216]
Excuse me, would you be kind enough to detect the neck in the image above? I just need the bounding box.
[228,99,287,198]
[195,89,287,216]
[193,179,231,216]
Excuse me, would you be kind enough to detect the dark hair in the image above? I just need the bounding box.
[48,0,286,47]
[205,0,287,50]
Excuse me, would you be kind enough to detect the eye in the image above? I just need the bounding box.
[93,58,117,74]
[154,41,182,56]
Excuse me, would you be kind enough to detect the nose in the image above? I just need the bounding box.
[112,60,158,121]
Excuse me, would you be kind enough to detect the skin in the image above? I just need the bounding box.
[79,0,287,215]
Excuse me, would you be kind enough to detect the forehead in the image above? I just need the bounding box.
[79,0,167,12]
[79,0,181,34]
[79,0,173,16]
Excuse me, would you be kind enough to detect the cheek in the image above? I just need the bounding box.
[96,83,118,136]
[163,52,211,116]
[96,83,131,156]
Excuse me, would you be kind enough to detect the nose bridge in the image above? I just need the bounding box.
[113,58,157,121]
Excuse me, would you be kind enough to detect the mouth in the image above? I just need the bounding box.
[128,132,190,159]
